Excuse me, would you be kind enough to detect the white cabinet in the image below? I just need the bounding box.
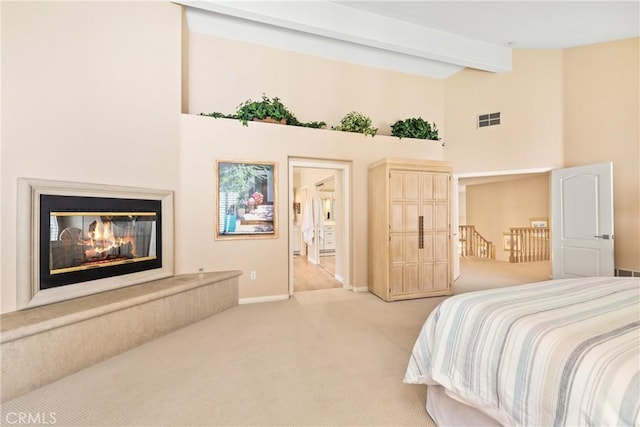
[368,158,453,301]
[321,225,335,252]
[292,225,301,255]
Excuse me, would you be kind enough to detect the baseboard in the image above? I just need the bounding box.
[239,294,290,304]
[352,286,369,293]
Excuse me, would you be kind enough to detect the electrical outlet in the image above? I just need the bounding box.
[250,271,257,280]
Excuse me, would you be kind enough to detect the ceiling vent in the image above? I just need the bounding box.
[478,112,501,128]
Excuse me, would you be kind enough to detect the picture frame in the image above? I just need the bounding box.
[503,232,521,252]
[215,160,277,240]
[530,217,548,228]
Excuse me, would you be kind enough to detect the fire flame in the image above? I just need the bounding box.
[84,219,135,259]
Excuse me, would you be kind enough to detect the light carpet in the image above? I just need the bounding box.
[2,257,549,426]
[1,289,443,427]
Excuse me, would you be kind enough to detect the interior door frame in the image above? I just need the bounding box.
[288,157,352,295]
[454,166,554,280]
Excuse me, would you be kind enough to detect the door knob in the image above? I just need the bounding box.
[593,234,612,240]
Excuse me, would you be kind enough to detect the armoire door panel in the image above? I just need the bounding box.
[405,203,420,232]
[435,174,449,201]
[404,265,420,293]
[391,203,404,232]
[434,263,449,289]
[403,173,420,200]
[390,266,403,294]
[435,203,448,231]
[435,233,449,262]
[404,234,420,263]
[422,233,435,261]
[390,173,405,201]
[420,263,434,290]
[421,174,435,201]
[422,203,435,230]
[390,234,405,263]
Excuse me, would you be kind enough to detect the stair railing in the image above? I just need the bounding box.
[508,227,550,263]
[459,225,495,259]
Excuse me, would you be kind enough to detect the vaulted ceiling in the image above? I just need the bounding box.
[178,1,639,78]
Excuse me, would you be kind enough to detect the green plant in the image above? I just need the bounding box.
[200,94,326,129]
[200,111,237,119]
[235,94,290,125]
[390,117,440,141]
[332,111,377,137]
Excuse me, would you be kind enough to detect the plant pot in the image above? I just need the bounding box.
[253,117,287,124]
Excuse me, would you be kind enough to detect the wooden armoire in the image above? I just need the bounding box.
[368,158,453,301]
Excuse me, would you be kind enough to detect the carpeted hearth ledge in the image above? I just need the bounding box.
[0,271,241,402]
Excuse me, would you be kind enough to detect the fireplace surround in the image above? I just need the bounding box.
[18,178,174,309]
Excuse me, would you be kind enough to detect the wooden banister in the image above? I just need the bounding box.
[508,227,550,263]
[459,225,495,259]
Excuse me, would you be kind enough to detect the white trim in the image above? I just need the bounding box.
[456,167,554,190]
[288,158,352,296]
[456,166,554,179]
[239,294,289,305]
[335,274,344,284]
[352,286,369,293]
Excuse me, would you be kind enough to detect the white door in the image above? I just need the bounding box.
[551,162,614,278]
[451,176,460,280]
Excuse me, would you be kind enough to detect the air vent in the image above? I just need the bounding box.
[478,112,501,128]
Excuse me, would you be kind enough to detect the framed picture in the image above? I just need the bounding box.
[215,160,277,240]
[503,232,521,252]
[530,217,548,228]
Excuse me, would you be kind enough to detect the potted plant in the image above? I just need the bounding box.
[235,94,290,125]
[390,117,440,141]
[201,94,326,129]
[332,111,378,137]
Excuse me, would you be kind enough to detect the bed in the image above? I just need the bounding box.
[403,277,640,426]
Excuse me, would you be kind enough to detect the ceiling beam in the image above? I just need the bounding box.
[178,0,512,77]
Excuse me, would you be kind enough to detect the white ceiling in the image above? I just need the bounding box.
[337,1,640,49]
[181,1,639,77]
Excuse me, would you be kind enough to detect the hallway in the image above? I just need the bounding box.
[293,255,342,292]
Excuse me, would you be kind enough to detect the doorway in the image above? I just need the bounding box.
[288,158,351,295]
[454,167,553,283]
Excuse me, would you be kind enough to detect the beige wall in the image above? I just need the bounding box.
[1,1,183,312]
[180,32,447,301]
[444,50,565,173]
[563,38,640,271]
[447,40,639,271]
[466,174,550,262]
[178,115,444,300]
[188,33,446,137]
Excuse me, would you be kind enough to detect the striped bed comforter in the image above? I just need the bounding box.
[403,277,640,426]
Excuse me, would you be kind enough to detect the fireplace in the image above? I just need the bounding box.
[18,178,174,309]
[41,195,163,290]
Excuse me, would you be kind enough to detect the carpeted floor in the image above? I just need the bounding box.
[1,257,549,427]
[1,289,443,427]
[454,257,551,294]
